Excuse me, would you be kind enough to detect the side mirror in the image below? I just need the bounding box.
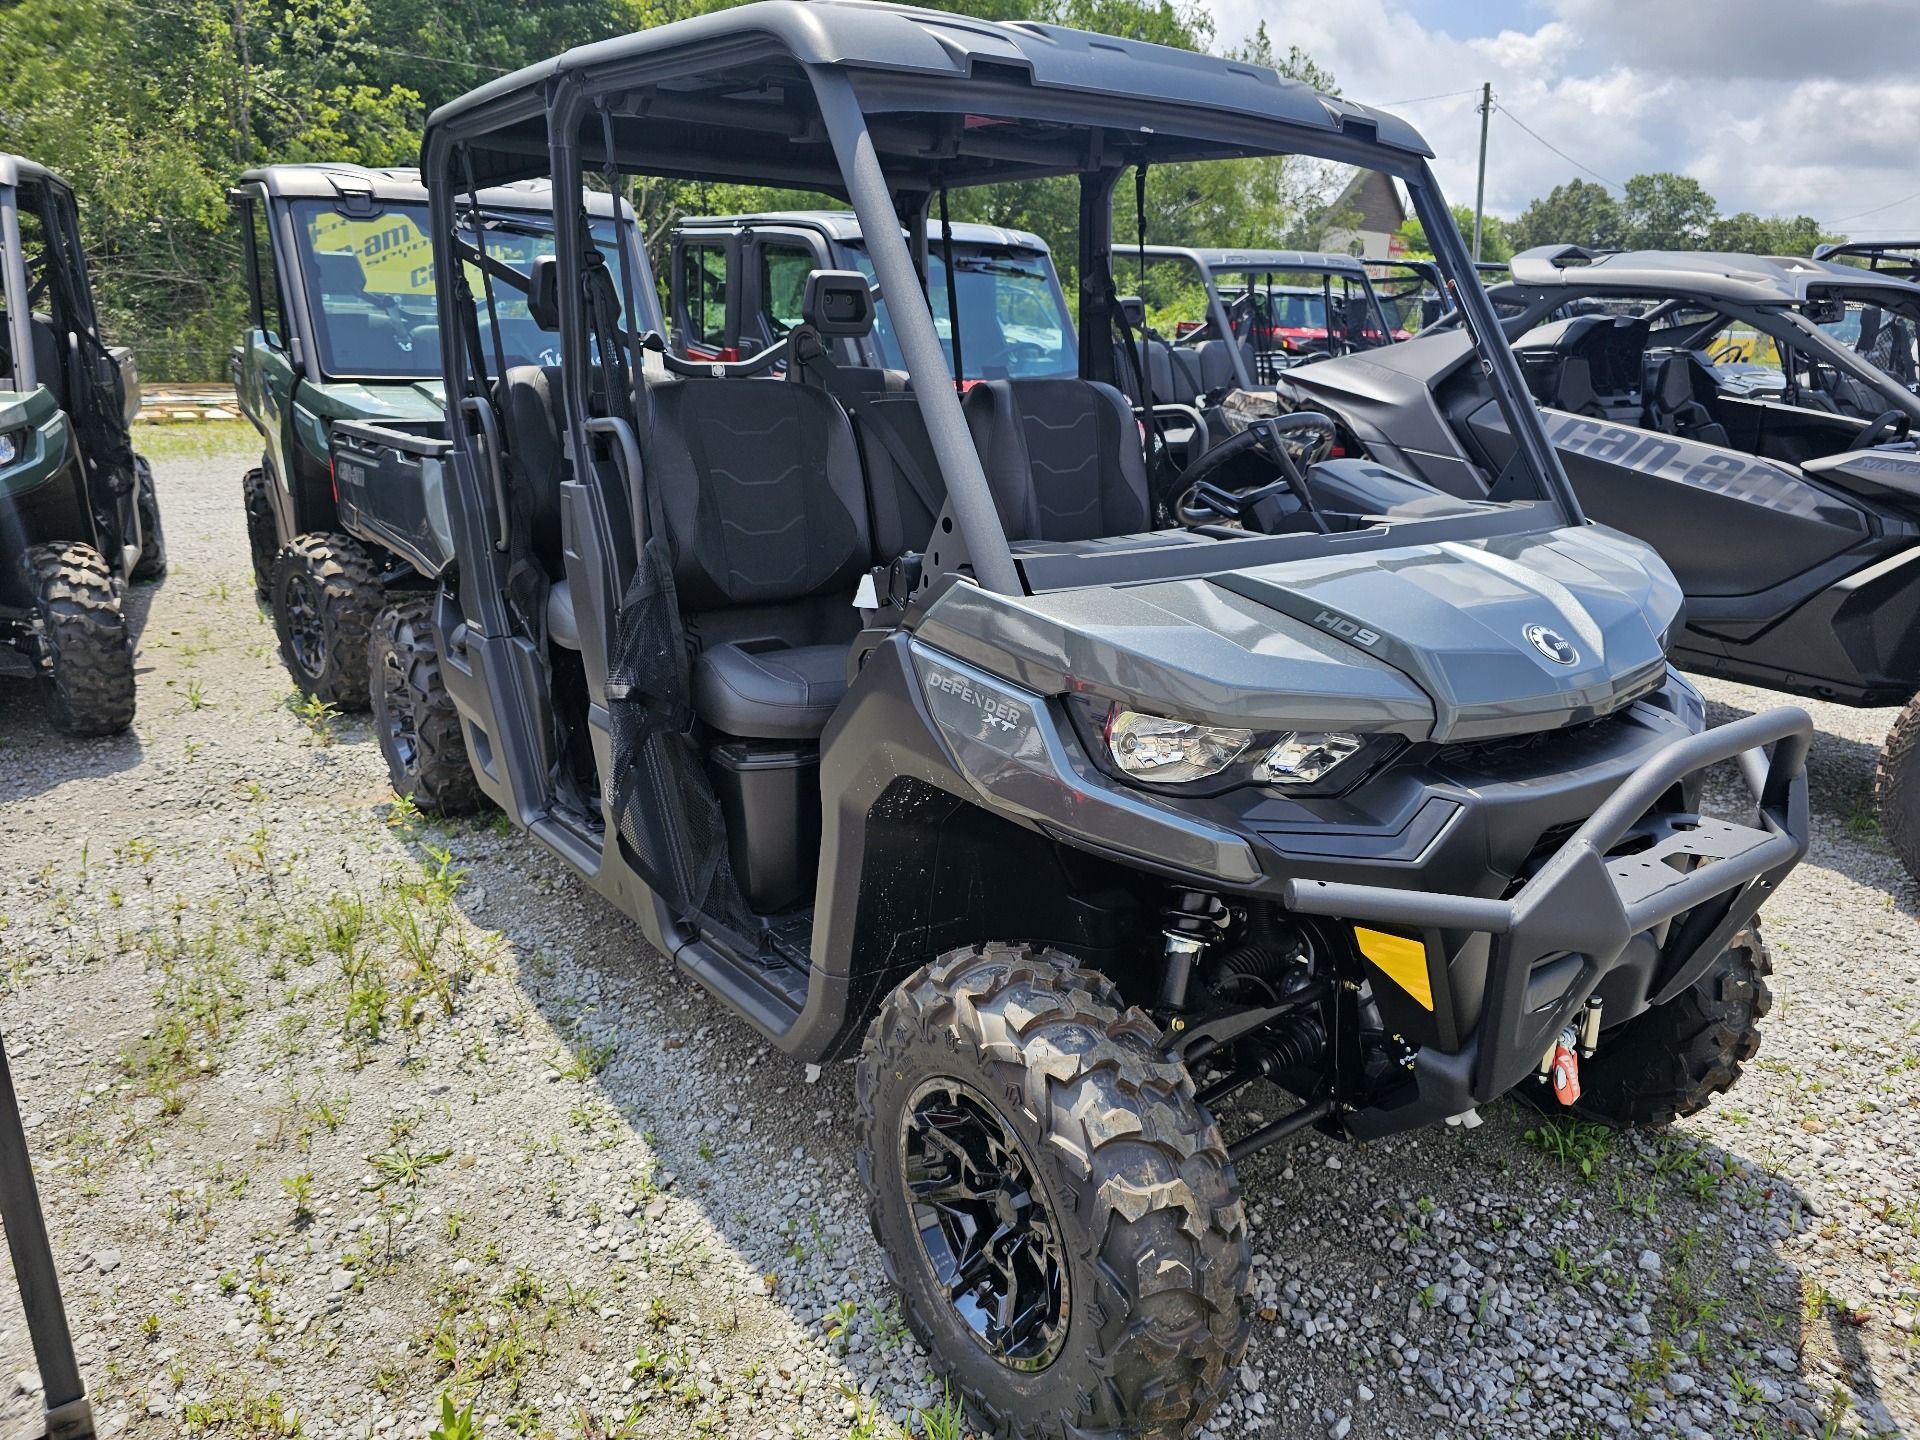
[802,269,874,337]
[528,256,560,331]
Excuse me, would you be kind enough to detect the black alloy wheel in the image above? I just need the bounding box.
[899,1077,1069,1371]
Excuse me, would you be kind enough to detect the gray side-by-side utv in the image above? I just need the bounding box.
[1275,244,1920,878]
[0,154,162,736]
[230,163,653,807]
[334,6,1812,1434]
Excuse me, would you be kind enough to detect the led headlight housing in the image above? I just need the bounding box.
[0,429,21,467]
[1256,731,1363,785]
[1073,699,1391,797]
[1106,709,1251,784]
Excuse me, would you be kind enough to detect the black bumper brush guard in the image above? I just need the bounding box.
[1284,705,1813,1140]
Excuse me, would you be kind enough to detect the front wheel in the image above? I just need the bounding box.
[1564,926,1772,1128]
[856,944,1250,1439]
[270,534,382,710]
[1875,693,1920,885]
[22,543,136,737]
[370,598,482,814]
[242,466,278,601]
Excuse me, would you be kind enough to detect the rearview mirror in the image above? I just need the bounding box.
[528,256,560,331]
[802,269,874,337]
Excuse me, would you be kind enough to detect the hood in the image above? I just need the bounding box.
[913,524,1681,745]
[299,379,447,422]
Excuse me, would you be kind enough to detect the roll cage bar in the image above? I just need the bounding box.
[1814,239,1920,283]
[419,0,1584,599]
[0,156,101,398]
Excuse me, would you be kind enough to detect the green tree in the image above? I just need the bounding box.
[1396,205,1513,263]
[1619,172,1717,250]
[1705,211,1836,258]
[1507,179,1621,253]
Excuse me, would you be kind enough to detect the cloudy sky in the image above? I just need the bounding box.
[1207,0,1920,236]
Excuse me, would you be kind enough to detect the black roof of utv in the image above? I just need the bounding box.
[428,0,1434,191]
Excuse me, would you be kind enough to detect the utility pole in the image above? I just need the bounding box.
[1472,81,1491,262]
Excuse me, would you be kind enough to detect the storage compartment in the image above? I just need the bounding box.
[709,741,822,913]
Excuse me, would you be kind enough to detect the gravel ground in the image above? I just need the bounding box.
[0,428,1915,1440]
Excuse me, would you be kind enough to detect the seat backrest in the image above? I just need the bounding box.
[1193,340,1244,396]
[962,377,1150,543]
[837,367,946,560]
[648,375,871,610]
[1167,346,1206,402]
[498,365,567,575]
[1556,355,1598,416]
[30,317,67,411]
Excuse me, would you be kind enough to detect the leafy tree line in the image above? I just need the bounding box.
[0,0,1344,379]
[1400,172,1841,264]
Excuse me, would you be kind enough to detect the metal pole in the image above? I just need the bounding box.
[0,1033,91,1439]
[1472,82,1491,262]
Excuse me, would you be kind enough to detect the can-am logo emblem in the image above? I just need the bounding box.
[1524,624,1578,665]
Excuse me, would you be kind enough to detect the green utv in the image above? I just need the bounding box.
[0,155,161,737]
[229,164,652,806]
[338,6,1815,1434]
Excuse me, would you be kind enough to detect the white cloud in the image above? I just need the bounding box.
[1206,0,1920,235]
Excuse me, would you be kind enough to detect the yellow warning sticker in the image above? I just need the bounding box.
[1355,927,1433,1011]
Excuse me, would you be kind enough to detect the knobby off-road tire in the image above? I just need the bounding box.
[370,598,483,814]
[1567,925,1771,1128]
[1876,694,1920,887]
[22,543,135,737]
[271,534,382,711]
[857,944,1251,1440]
[242,467,279,601]
[131,455,167,582]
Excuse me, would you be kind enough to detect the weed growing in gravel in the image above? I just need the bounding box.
[429,1394,482,1440]
[288,691,338,745]
[181,1378,302,1436]
[1524,1117,1614,1178]
[918,1387,966,1440]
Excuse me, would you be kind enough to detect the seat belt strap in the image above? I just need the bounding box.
[797,338,946,524]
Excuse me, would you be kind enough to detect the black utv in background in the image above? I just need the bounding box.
[0,154,162,737]
[1280,243,1920,876]
[230,164,652,809]
[337,6,1812,1434]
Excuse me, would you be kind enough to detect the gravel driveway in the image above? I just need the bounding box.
[0,430,1915,1440]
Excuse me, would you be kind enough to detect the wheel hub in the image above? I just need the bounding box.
[898,1077,1069,1371]
[380,646,420,773]
[283,573,327,679]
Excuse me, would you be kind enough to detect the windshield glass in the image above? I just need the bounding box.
[844,241,1075,380]
[288,201,635,381]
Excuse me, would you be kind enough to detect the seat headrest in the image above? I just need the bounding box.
[311,250,369,296]
[1658,354,1694,408]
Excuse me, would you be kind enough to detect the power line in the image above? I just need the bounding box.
[1374,87,1481,107]
[1492,102,1623,192]
[1828,187,1920,226]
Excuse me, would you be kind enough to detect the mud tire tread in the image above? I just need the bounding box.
[270,533,382,711]
[1876,694,1920,886]
[242,466,278,601]
[131,456,167,582]
[369,598,483,814]
[1566,925,1771,1129]
[22,543,135,737]
[856,943,1251,1440]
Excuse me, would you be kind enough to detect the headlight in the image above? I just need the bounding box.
[0,429,20,466]
[1256,732,1363,785]
[1077,700,1388,796]
[1106,709,1251,784]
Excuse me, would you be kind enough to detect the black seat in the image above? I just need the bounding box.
[498,365,567,571]
[1646,353,1730,447]
[837,367,946,559]
[1193,339,1250,396]
[962,377,1151,542]
[648,375,870,738]
[30,317,67,411]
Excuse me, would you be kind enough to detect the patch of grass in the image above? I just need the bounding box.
[180,1378,301,1436]
[135,419,258,463]
[1523,1117,1614,1178]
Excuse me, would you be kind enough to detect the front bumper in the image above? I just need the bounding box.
[1286,705,1812,1135]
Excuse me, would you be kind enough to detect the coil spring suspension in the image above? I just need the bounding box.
[1159,888,1231,1009]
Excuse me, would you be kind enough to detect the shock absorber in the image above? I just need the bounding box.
[1159,888,1230,1009]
